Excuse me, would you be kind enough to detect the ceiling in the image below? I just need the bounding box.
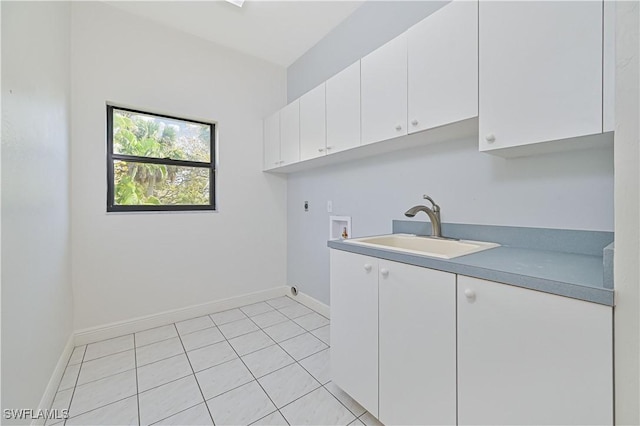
[106,1,365,67]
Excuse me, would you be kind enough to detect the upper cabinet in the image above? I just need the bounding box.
[263,111,280,170]
[326,60,361,154]
[479,1,606,154]
[361,33,408,145]
[408,0,478,133]
[279,99,300,166]
[264,0,614,171]
[300,83,327,161]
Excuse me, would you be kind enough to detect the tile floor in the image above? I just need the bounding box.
[48,296,383,426]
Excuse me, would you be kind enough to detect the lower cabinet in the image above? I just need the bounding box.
[457,276,613,426]
[330,250,379,417]
[330,250,456,423]
[330,249,614,426]
[379,260,456,425]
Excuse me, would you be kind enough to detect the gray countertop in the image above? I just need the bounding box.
[327,221,615,306]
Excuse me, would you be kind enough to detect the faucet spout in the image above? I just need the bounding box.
[404,204,442,238]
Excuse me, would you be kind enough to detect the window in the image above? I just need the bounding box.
[107,106,216,212]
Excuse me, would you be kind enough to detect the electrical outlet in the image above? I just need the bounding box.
[327,200,333,213]
[304,201,309,212]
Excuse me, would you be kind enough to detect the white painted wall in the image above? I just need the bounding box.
[1,1,73,422]
[287,1,449,101]
[70,2,287,330]
[288,138,614,304]
[613,1,640,423]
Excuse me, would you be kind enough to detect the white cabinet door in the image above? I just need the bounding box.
[280,99,300,166]
[263,111,280,170]
[479,1,603,151]
[361,33,408,145]
[379,261,456,426]
[408,0,478,133]
[299,83,326,161]
[326,60,361,154]
[457,276,613,426]
[330,250,379,417]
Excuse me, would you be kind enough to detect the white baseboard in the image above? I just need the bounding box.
[74,286,289,346]
[32,334,75,426]
[293,291,330,318]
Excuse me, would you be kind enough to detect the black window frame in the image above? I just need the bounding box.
[106,105,216,212]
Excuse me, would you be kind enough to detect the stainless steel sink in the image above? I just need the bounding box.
[344,234,499,259]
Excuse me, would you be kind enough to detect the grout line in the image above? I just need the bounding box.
[182,336,228,353]
[62,345,86,425]
[73,366,137,391]
[130,337,172,352]
[217,323,261,341]
[272,331,327,353]
[296,347,329,366]
[253,319,290,329]
[239,307,276,318]
[290,349,361,421]
[264,296,298,310]
[214,315,283,423]
[79,347,134,364]
[292,319,330,333]
[275,384,322,412]
[173,323,217,426]
[148,401,205,426]
[138,350,189,369]
[138,371,193,395]
[321,383,363,420]
[242,354,295,380]
[209,313,248,328]
[133,334,141,426]
[277,409,290,426]
[65,395,137,424]
[175,323,216,337]
[249,409,280,426]
[48,361,76,411]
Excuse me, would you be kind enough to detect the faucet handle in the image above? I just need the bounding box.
[422,195,440,212]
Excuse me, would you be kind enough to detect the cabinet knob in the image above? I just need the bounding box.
[395,125,402,131]
[380,268,389,278]
[485,133,496,143]
[464,289,476,301]
[411,119,419,126]
[326,146,333,150]
[318,148,325,152]
[364,264,372,273]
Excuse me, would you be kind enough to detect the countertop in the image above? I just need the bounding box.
[327,222,614,306]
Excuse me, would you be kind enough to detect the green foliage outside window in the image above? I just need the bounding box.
[112,110,212,207]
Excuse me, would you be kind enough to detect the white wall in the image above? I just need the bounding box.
[287,139,613,304]
[70,2,287,330]
[613,1,640,423]
[287,1,448,101]
[1,1,73,421]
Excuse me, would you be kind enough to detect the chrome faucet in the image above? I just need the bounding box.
[404,195,442,238]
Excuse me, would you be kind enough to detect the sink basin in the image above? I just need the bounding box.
[344,234,499,259]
